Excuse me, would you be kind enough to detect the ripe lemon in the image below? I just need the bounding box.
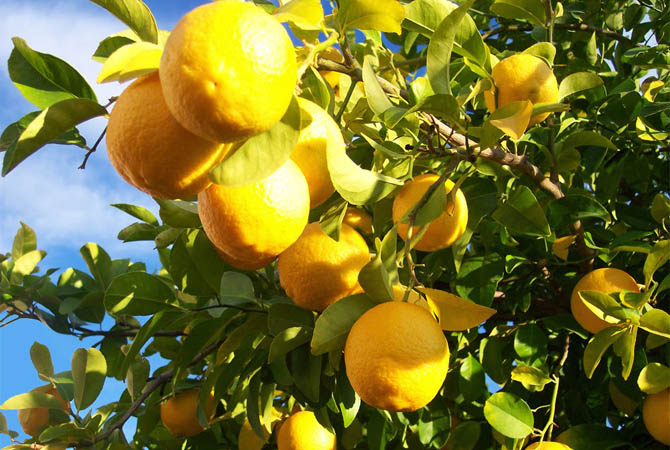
[570,268,639,334]
[198,159,309,270]
[18,386,69,437]
[276,410,336,450]
[215,246,275,272]
[238,419,269,450]
[484,54,559,126]
[525,442,573,450]
[277,223,369,312]
[608,379,637,416]
[344,301,450,412]
[160,388,214,437]
[343,207,373,235]
[106,73,229,199]
[392,174,468,252]
[643,388,670,445]
[290,98,341,208]
[160,1,297,142]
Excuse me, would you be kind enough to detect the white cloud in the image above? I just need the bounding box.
[0,0,159,265]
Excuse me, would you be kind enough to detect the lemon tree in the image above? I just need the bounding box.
[0,0,669,449]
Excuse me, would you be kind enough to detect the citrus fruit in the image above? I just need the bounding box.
[643,388,670,444]
[343,207,373,235]
[277,222,369,311]
[344,301,450,411]
[160,388,214,437]
[525,442,573,450]
[290,98,342,208]
[18,385,69,437]
[160,1,297,142]
[276,410,336,450]
[214,246,276,272]
[238,419,269,450]
[106,73,229,199]
[608,379,637,416]
[484,54,559,126]
[198,159,309,270]
[392,174,468,252]
[570,268,639,334]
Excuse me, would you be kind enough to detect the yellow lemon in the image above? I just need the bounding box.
[344,301,450,412]
[392,174,468,252]
[342,207,373,235]
[570,268,639,334]
[198,159,309,270]
[160,1,297,142]
[276,410,336,450]
[290,98,342,208]
[106,73,228,199]
[160,388,214,437]
[525,442,573,450]
[238,419,268,450]
[484,54,559,125]
[277,223,370,312]
[18,386,69,437]
[643,388,670,445]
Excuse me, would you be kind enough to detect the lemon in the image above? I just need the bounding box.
[160,1,297,142]
[643,388,670,444]
[344,301,450,412]
[290,98,341,208]
[106,73,228,199]
[277,223,370,312]
[276,410,336,450]
[238,419,268,450]
[18,385,69,437]
[198,159,309,270]
[570,268,639,334]
[160,388,214,437]
[392,174,468,252]
[525,442,573,450]
[484,54,559,126]
[342,207,373,235]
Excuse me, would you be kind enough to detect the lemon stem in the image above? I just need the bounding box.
[539,376,560,442]
[296,32,339,85]
[335,79,357,123]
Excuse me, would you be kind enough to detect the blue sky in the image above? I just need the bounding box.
[0,0,236,444]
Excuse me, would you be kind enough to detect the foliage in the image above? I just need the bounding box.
[0,0,669,449]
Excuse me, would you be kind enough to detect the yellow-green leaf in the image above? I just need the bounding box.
[488,100,533,140]
[338,0,405,34]
[418,288,496,331]
[552,235,576,261]
[97,41,162,83]
[273,0,324,30]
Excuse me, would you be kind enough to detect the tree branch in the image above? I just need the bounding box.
[482,23,633,45]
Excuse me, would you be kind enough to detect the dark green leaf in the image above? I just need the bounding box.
[93,35,136,61]
[492,185,550,237]
[556,424,629,450]
[319,200,348,241]
[583,327,626,378]
[290,345,322,402]
[110,203,158,225]
[268,327,311,363]
[126,357,149,402]
[459,354,485,400]
[155,199,201,228]
[311,294,376,355]
[104,272,177,315]
[169,229,225,296]
[268,303,315,334]
[80,243,113,290]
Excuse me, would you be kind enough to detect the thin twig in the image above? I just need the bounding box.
[482,23,633,45]
[78,127,107,170]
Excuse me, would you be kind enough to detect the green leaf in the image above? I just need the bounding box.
[643,240,670,286]
[523,42,556,65]
[104,272,177,315]
[170,229,225,296]
[335,368,360,428]
[268,327,311,363]
[93,35,136,61]
[583,327,626,378]
[403,0,456,36]
[126,357,149,402]
[1,112,86,152]
[358,228,397,302]
[459,354,485,400]
[220,272,256,306]
[561,131,617,152]
[483,392,534,439]
[638,362,670,394]
[90,0,158,44]
[11,222,36,261]
[110,203,158,225]
[8,37,97,108]
[514,323,547,361]
[30,342,54,381]
[558,72,604,101]
[552,194,611,222]
[210,96,301,187]
[117,222,159,242]
[639,308,670,338]
[12,250,46,276]
[556,425,629,450]
[490,0,546,26]
[651,194,670,224]
[268,303,315,334]
[426,0,475,95]
[311,294,376,355]
[492,185,551,237]
[80,243,113,290]
[2,99,107,176]
[155,199,200,228]
[319,200,348,241]
[614,326,636,380]
[289,345,322,402]
[362,57,394,117]
[448,421,481,450]
[0,391,67,410]
[578,290,638,325]
[338,0,405,34]
[71,347,107,411]
[120,310,183,375]
[272,0,324,29]
[511,365,552,389]
[97,41,161,83]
